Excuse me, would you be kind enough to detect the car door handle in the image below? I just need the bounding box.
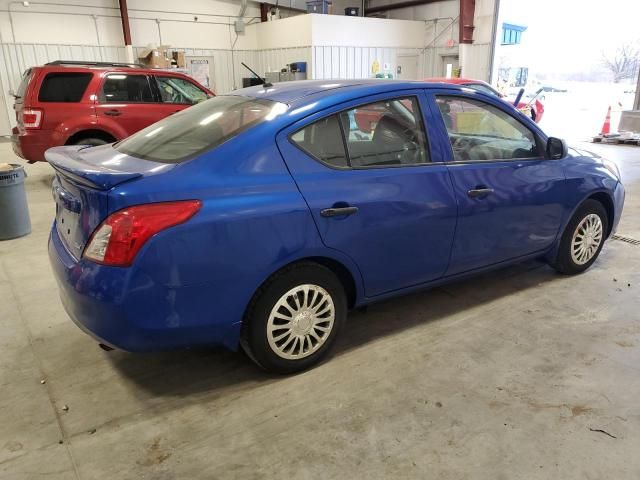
[467,187,494,198]
[320,206,359,217]
[104,109,121,116]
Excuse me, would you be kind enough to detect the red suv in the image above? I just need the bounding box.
[11,61,214,162]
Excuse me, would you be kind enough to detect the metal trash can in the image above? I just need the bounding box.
[0,164,31,240]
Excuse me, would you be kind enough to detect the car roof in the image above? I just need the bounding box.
[234,79,461,105]
[223,78,544,137]
[424,77,490,86]
[34,64,180,75]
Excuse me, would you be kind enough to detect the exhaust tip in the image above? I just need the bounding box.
[99,343,114,352]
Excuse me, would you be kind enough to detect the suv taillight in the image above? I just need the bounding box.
[83,201,202,267]
[22,108,43,129]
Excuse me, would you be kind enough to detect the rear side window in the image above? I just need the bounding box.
[100,74,154,103]
[116,95,284,163]
[38,72,92,102]
[290,96,429,169]
[290,116,348,168]
[340,97,429,167]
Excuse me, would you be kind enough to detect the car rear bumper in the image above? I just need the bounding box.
[48,225,241,352]
[12,128,50,162]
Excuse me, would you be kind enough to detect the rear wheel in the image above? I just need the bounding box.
[550,199,608,274]
[73,138,108,146]
[241,262,346,374]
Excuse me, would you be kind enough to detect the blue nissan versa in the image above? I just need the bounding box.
[48,80,624,373]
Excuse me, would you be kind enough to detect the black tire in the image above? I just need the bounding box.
[550,199,608,275]
[74,138,108,146]
[241,262,347,374]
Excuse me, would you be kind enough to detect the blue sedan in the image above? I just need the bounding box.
[47,80,625,373]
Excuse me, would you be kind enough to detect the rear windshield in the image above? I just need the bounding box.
[15,69,33,101]
[115,96,285,163]
[38,72,93,102]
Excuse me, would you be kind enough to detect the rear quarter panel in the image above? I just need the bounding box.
[107,127,365,348]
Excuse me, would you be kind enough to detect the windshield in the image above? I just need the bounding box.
[116,96,285,163]
[466,83,500,97]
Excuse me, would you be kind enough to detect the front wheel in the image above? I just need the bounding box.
[550,199,608,274]
[241,262,347,374]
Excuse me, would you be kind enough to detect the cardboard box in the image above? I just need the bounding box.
[138,45,171,69]
[172,51,186,69]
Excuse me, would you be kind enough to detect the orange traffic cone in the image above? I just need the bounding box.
[600,106,612,135]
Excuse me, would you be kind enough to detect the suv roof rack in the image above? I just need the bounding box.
[45,60,146,68]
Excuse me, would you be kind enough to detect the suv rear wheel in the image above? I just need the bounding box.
[74,138,108,146]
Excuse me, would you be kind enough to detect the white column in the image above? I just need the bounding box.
[634,71,640,111]
[125,45,135,64]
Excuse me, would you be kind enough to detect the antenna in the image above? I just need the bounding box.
[241,62,273,88]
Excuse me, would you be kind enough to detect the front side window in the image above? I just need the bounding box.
[290,96,429,169]
[436,96,539,162]
[155,76,209,104]
[116,95,284,163]
[100,74,153,103]
[466,83,500,97]
[38,72,93,102]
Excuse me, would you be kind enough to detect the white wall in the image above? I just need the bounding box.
[311,14,426,47]
[248,14,312,49]
[0,0,263,48]
[365,0,497,81]
[0,2,500,134]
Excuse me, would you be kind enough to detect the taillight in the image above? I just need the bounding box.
[22,108,43,129]
[83,200,202,267]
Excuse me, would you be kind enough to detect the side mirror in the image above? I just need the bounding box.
[546,137,568,160]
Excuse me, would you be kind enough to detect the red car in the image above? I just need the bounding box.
[11,61,213,162]
[424,77,544,124]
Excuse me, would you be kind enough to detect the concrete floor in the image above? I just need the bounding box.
[1,140,639,479]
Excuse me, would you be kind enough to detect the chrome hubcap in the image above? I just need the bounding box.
[267,284,335,360]
[571,214,603,265]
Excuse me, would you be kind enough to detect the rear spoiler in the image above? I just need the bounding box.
[46,146,142,190]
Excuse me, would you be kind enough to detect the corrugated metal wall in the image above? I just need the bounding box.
[0,42,481,134]
[0,43,131,134]
[133,46,313,93]
[0,42,313,132]
[312,46,426,80]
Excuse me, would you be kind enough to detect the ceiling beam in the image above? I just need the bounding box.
[118,0,132,46]
[459,0,475,44]
[365,0,441,16]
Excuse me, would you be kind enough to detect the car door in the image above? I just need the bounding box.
[277,91,458,297]
[95,73,158,136]
[430,91,566,275]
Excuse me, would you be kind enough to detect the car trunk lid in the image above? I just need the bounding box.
[47,144,175,259]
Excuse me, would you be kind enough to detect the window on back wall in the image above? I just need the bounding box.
[501,23,527,46]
